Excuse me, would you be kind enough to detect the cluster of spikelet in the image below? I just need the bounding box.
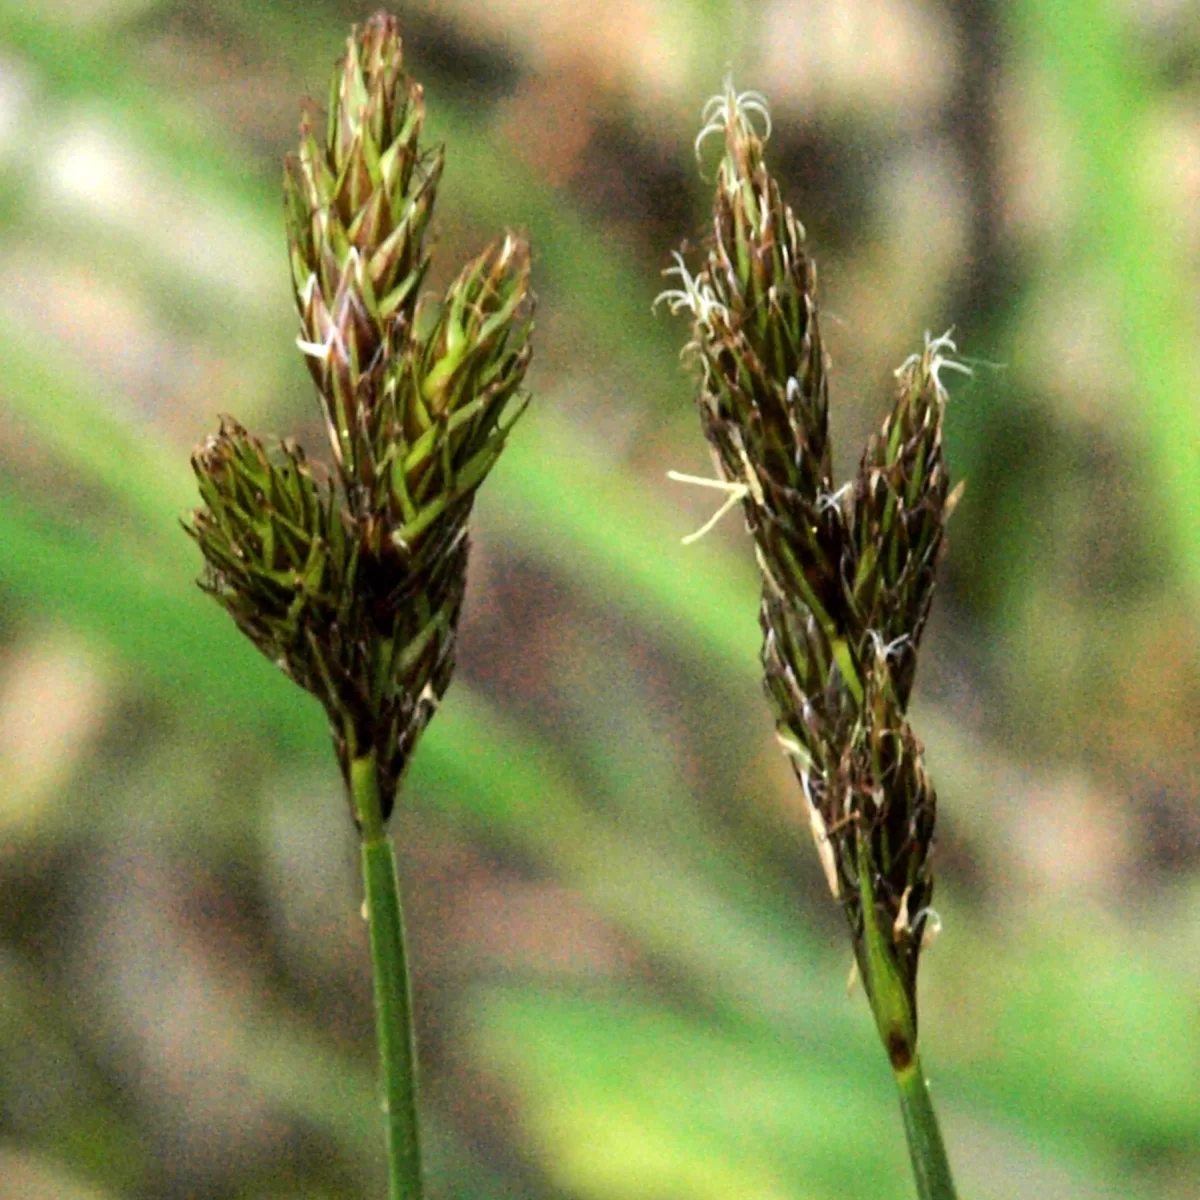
[661,83,966,1067]
[186,14,533,823]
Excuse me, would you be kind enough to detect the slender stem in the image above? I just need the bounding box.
[895,1054,957,1200]
[855,836,957,1198]
[352,753,424,1200]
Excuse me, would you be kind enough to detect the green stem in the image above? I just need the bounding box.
[895,1054,957,1200]
[856,836,956,1198]
[352,753,424,1200]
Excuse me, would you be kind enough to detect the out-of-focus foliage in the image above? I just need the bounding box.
[1,2,1198,1199]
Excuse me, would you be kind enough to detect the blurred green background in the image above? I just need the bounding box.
[2,1,1199,1197]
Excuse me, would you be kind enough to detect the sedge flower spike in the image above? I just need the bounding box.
[665,83,966,1076]
[183,18,533,1197]
[185,13,534,824]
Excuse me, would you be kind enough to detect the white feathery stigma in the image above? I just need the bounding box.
[868,630,912,663]
[895,329,973,402]
[694,74,772,162]
[816,482,853,515]
[653,251,728,335]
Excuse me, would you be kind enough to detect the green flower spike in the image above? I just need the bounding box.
[187,12,532,823]
[184,15,533,1200]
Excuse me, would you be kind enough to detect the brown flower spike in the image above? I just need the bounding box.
[186,14,533,822]
[661,81,966,1067]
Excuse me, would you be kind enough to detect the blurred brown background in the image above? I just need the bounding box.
[1,0,1199,1197]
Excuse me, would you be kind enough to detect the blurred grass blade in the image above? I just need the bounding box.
[1015,0,1200,606]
